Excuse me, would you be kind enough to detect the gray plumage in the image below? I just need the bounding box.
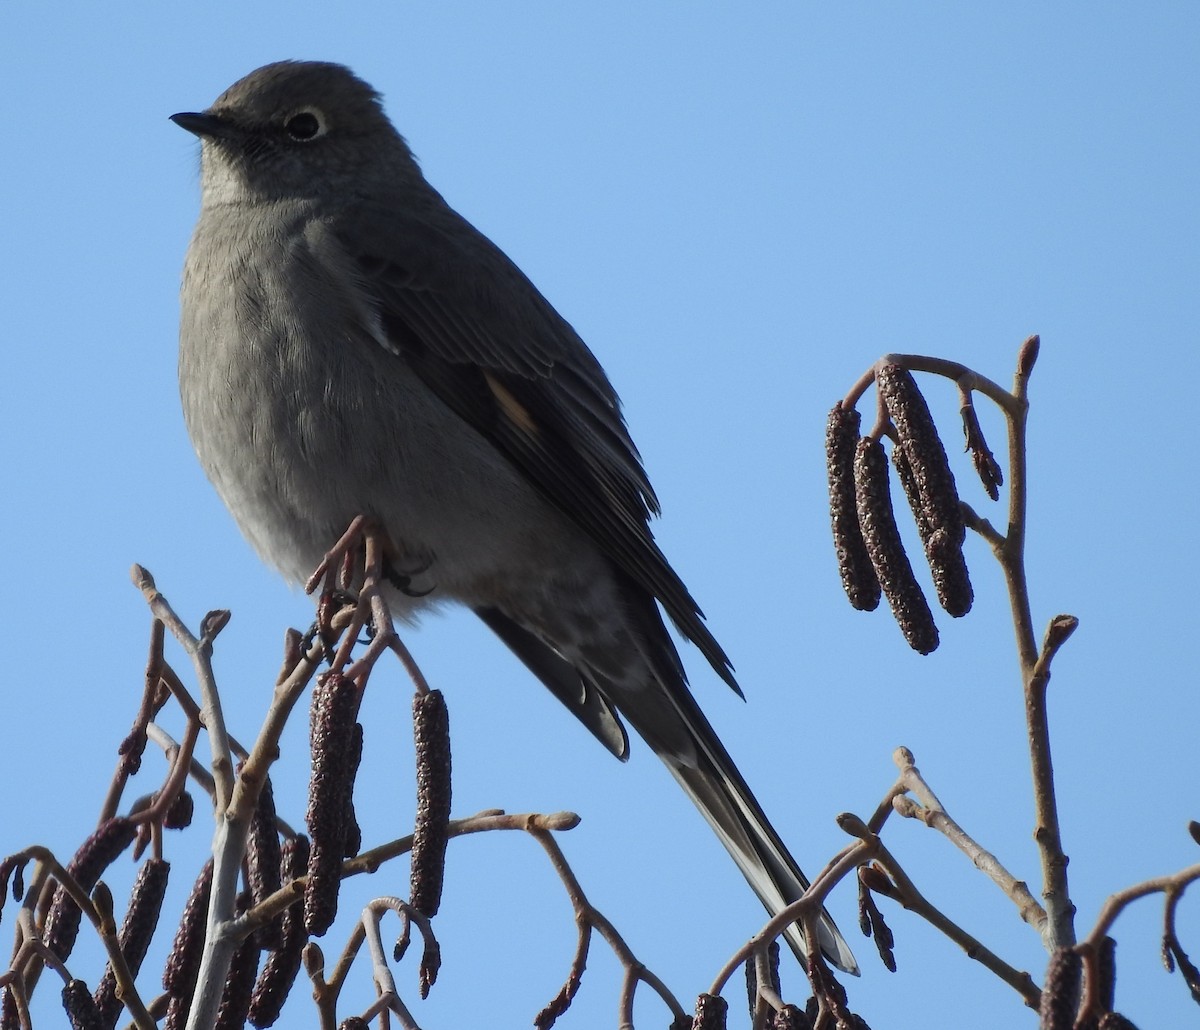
[173,60,855,973]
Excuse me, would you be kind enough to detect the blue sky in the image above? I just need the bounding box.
[2,5,1197,1028]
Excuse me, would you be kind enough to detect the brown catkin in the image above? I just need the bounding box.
[214,896,261,1030]
[925,527,973,618]
[826,402,881,611]
[744,941,780,1026]
[62,979,102,1030]
[1093,936,1117,1013]
[163,995,188,1030]
[876,364,964,546]
[772,1005,813,1030]
[772,1003,811,1027]
[163,791,195,831]
[248,835,311,1028]
[879,367,973,618]
[410,689,452,918]
[94,857,170,1028]
[853,438,939,653]
[1077,941,1117,1030]
[43,818,138,962]
[304,674,361,936]
[1040,948,1082,1030]
[891,441,931,541]
[961,402,1003,501]
[893,445,973,617]
[245,771,283,950]
[0,988,17,1030]
[692,993,729,1030]
[162,860,213,1001]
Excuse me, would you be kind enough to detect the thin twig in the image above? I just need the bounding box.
[303,942,338,1030]
[843,353,1020,419]
[838,817,1042,1008]
[976,342,1075,952]
[707,837,868,997]
[358,901,420,1030]
[1083,862,1200,945]
[890,747,1047,931]
[100,619,170,823]
[132,566,235,812]
[1024,614,1079,951]
[131,565,323,1030]
[527,827,687,1029]
[90,881,158,1029]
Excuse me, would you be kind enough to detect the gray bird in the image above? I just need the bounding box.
[172,60,855,973]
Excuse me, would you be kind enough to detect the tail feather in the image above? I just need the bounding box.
[475,606,630,759]
[483,590,858,974]
[664,740,859,974]
[618,581,858,974]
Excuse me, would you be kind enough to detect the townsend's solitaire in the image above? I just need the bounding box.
[172,60,855,972]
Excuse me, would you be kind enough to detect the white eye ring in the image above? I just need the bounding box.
[284,109,326,141]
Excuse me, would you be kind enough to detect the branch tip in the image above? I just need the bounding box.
[1017,335,1041,377]
[130,564,156,592]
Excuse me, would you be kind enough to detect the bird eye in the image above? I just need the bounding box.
[284,110,324,141]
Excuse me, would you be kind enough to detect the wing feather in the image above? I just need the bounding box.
[318,207,738,692]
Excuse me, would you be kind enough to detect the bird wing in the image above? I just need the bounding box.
[313,204,739,695]
[473,605,630,759]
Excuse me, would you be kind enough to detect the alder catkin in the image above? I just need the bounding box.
[1040,948,1082,1030]
[961,402,1003,501]
[772,1005,813,1030]
[94,857,170,1028]
[853,438,939,654]
[1093,936,1118,1013]
[43,817,138,962]
[826,402,881,611]
[692,992,729,1030]
[876,363,964,546]
[877,365,973,618]
[245,771,283,950]
[304,673,361,935]
[61,979,102,1030]
[410,689,452,918]
[248,836,311,1028]
[163,790,195,830]
[162,860,213,1002]
[214,896,261,1030]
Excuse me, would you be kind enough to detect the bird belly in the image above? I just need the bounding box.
[178,226,599,616]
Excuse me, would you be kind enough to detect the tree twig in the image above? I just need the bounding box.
[889,747,1047,931]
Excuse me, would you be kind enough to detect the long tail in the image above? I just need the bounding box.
[477,602,858,974]
[646,699,859,974]
[621,583,858,973]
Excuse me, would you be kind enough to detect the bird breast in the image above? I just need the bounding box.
[177,201,596,608]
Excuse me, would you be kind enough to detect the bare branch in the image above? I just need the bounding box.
[890,747,1046,931]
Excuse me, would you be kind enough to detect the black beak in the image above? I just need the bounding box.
[170,111,237,140]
